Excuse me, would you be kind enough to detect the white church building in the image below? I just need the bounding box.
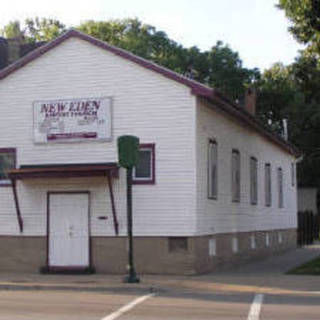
[0,30,299,274]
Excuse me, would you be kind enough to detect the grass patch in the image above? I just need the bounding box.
[287,255,320,275]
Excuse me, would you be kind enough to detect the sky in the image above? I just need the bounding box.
[0,0,303,71]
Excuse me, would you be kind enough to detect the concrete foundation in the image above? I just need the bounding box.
[0,229,297,274]
[0,236,46,273]
[193,229,297,274]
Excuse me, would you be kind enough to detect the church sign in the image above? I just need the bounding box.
[33,97,112,143]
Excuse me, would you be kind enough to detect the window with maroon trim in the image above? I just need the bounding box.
[0,148,16,186]
[291,162,295,187]
[231,149,241,202]
[208,139,218,199]
[250,157,258,205]
[132,144,155,184]
[265,163,272,207]
[278,167,284,208]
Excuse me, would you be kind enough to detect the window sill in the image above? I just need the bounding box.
[208,196,217,200]
[132,179,155,185]
[0,183,12,187]
[168,250,189,254]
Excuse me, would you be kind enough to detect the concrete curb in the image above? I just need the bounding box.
[0,282,162,294]
[0,283,159,294]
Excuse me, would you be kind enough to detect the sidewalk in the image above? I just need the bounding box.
[0,244,319,295]
[214,241,320,275]
[194,242,320,294]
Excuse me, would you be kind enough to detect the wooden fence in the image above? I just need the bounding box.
[297,211,320,246]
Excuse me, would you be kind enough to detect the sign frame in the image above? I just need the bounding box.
[32,96,113,144]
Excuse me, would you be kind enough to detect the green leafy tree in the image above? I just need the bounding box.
[257,56,320,188]
[276,0,320,191]
[0,20,24,38]
[24,17,66,42]
[78,19,173,61]
[1,18,66,42]
[278,0,320,55]
[206,41,260,101]
[257,63,295,131]
[291,53,320,187]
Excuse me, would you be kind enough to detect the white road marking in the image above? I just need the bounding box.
[101,293,155,320]
[247,293,264,320]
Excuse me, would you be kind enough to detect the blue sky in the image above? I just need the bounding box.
[0,0,303,71]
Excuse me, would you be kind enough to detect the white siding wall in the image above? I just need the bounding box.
[196,99,298,235]
[0,177,127,236]
[0,37,197,236]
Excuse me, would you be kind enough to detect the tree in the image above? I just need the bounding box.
[291,53,320,187]
[24,18,66,42]
[291,52,320,102]
[0,20,24,38]
[206,41,260,101]
[256,56,320,188]
[78,18,178,62]
[0,18,66,42]
[276,1,320,190]
[257,63,295,132]
[278,0,320,55]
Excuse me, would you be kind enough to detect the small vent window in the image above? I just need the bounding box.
[232,237,239,253]
[251,235,256,249]
[209,238,216,256]
[169,237,188,253]
[266,233,270,247]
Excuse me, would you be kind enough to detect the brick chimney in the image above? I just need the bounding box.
[244,87,256,116]
[7,37,23,65]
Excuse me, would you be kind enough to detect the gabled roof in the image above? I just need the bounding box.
[0,29,300,157]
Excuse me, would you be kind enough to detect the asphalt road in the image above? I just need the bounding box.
[0,288,320,320]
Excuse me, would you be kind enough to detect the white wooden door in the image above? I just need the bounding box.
[49,193,89,268]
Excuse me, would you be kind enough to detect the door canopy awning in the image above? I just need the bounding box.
[8,163,119,235]
[8,163,119,179]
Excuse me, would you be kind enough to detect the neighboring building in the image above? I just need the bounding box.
[0,30,299,274]
[298,188,318,214]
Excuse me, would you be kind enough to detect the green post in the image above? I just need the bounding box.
[117,135,140,283]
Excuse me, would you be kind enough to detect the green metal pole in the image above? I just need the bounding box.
[124,167,139,283]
